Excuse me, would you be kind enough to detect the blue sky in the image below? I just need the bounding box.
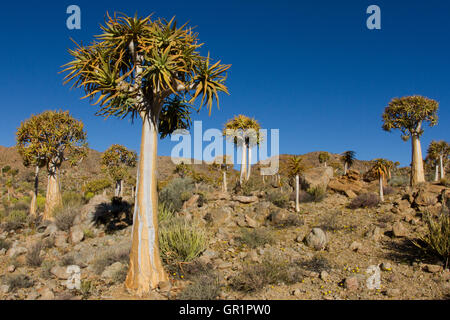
[0,0,449,166]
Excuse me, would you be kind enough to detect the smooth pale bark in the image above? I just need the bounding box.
[115,180,122,197]
[344,162,348,175]
[246,144,252,181]
[324,161,327,168]
[295,175,300,212]
[439,154,445,179]
[125,114,167,295]
[29,165,39,216]
[222,171,227,192]
[239,142,247,185]
[410,134,426,186]
[379,175,384,202]
[435,164,439,182]
[43,164,62,220]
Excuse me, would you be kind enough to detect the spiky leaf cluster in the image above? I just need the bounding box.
[223,115,261,146]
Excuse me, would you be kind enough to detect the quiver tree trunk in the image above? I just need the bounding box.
[29,165,39,216]
[43,163,62,220]
[439,155,445,179]
[222,171,227,192]
[239,142,247,185]
[344,162,348,175]
[125,113,167,295]
[379,175,384,202]
[410,134,426,186]
[295,174,300,212]
[115,180,124,197]
[435,164,439,182]
[246,144,252,181]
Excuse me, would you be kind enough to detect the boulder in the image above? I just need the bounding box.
[344,276,358,291]
[81,194,110,219]
[304,228,327,250]
[301,166,333,189]
[54,231,68,248]
[232,195,259,204]
[51,266,70,280]
[392,222,407,237]
[101,262,124,279]
[182,194,199,210]
[70,225,84,244]
[205,207,232,226]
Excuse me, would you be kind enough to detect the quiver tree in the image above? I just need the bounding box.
[370,159,388,202]
[101,144,137,197]
[287,156,304,212]
[212,155,233,192]
[223,115,260,184]
[435,140,449,179]
[62,13,230,295]
[382,96,439,186]
[318,152,330,167]
[2,166,19,201]
[341,150,356,175]
[16,111,87,219]
[427,141,441,182]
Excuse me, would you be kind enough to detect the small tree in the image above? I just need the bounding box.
[63,13,229,294]
[318,152,330,167]
[101,144,137,197]
[287,156,304,212]
[370,159,388,202]
[16,111,87,219]
[341,151,356,175]
[382,95,439,186]
[427,141,441,182]
[435,140,449,179]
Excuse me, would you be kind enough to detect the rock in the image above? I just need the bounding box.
[43,224,58,237]
[320,271,329,281]
[392,222,407,237]
[38,287,55,300]
[349,241,362,252]
[414,189,438,206]
[101,262,124,279]
[328,170,364,195]
[380,262,392,272]
[65,265,81,290]
[232,195,258,204]
[7,265,15,273]
[246,250,260,263]
[0,248,5,256]
[26,290,39,300]
[385,288,401,297]
[423,264,442,273]
[305,228,327,250]
[292,288,304,297]
[51,266,70,280]
[302,166,333,189]
[205,207,232,226]
[0,285,10,294]
[70,225,84,244]
[365,265,381,290]
[182,194,199,210]
[269,209,290,225]
[81,194,110,219]
[209,192,231,201]
[54,231,68,248]
[245,215,259,228]
[8,246,27,257]
[217,262,233,270]
[345,190,357,199]
[365,226,383,241]
[158,281,172,294]
[344,277,358,291]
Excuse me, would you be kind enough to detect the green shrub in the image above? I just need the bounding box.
[36,195,46,212]
[159,178,195,212]
[158,203,175,224]
[440,178,450,187]
[267,191,289,208]
[84,192,95,201]
[83,178,112,195]
[306,186,327,202]
[236,228,274,248]
[389,175,409,187]
[414,212,450,266]
[159,217,207,264]
[7,210,27,224]
[40,261,54,279]
[62,191,85,207]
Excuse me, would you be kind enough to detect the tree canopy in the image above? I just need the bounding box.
[101,144,137,182]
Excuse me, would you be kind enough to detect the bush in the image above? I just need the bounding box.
[92,245,130,275]
[159,217,207,264]
[306,186,326,202]
[26,242,43,267]
[236,228,274,248]
[414,212,450,266]
[389,175,409,187]
[177,272,220,300]
[383,185,395,195]
[158,203,175,224]
[84,192,95,201]
[159,178,195,211]
[231,252,303,292]
[40,261,54,279]
[0,238,11,250]
[267,191,289,208]
[83,178,112,195]
[36,195,46,212]
[298,254,332,273]
[54,207,79,231]
[440,178,450,187]
[348,193,380,209]
[62,191,85,207]
[60,255,76,266]
[4,274,33,291]
[7,210,27,224]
